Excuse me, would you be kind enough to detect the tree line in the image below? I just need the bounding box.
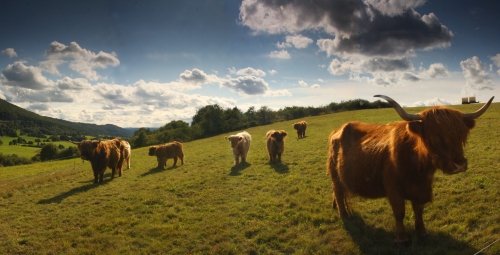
[128,99,391,148]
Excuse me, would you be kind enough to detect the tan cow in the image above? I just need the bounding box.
[266,130,287,164]
[148,141,184,169]
[224,131,251,166]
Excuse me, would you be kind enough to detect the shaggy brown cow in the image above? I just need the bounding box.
[266,130,287,164]
[148,141,184,169]
[293,121,307,138]
[74,139,123,184]
[225,131,251,166]
[327,95,494,243]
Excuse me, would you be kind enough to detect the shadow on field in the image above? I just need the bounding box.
[342,212,479,254]
[140,166,177,177]
[229,162,251,176]
[270,163,289,174]
[37,177,111,204]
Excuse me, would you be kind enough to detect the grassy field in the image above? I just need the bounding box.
[0,103,499,254]
[0,136,77,158]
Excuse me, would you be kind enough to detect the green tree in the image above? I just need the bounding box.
[191,104,225,137]
[40,143,58,161]
[134,130,148,148]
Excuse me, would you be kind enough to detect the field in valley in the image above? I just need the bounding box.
[0,103,499,254]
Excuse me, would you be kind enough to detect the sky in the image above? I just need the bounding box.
[0,0,499,128]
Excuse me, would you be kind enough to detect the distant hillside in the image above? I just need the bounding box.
[0,99,133,138]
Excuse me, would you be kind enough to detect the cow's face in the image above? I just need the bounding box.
[76,140,100,160]
[227,136,243,148]
[148,146,157,156]
[408,108,475,174]
[271,130,287,143]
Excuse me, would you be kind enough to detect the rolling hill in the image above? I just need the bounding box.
[0,99,134,138]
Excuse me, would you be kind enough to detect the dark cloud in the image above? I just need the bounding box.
[240,0,453,58]
[180,68,217,85]
[362,58,413,72]
[27,103,50,111]
[56,77,91,90]
[402,72,420,81]
[221,76,269,95]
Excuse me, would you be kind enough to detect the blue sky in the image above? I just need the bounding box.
[1,0,499,128]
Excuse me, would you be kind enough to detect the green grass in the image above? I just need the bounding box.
[1,103,499,254]
[0,136,76,157]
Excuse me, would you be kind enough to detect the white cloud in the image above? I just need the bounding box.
[460,56,494,92]
[491,53,500,75]
[298,80,308,87]
[311,84,320,89]
[413,97,452,107]
[45,41,120,80]
[419,63,449,78]
[234,67,266,77]
[1,61,54,90]
[269,49,291,59]
[1,48,17,58]
[264,89,292,97]
[220,76,270,95]
[277,34,314,49]
[269,69,277,75]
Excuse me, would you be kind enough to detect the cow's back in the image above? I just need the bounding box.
[329,122,393,198]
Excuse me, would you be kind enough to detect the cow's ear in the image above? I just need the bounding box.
[407,121,423,136]
[271,132,277,138]
[238,136,243,141]
[281,131,287,137]
[463,118,476,130]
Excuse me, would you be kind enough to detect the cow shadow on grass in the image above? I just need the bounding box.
[140,166,178,177]
[229,162,251,176]
[270,162,289,174]
[37,175,113,204]
[342,212,479,254]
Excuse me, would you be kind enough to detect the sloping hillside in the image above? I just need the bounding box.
[0,104,498,254]
[0,99,133,137]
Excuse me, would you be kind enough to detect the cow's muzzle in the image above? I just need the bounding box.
[451,161,467,174]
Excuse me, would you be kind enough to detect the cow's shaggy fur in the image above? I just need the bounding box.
[75,139,123,184]
[293,121,307,138]
[327,95,493,243]
[224,131,251,165]
[113,138,131,171]
[148,141,184,169]
[266,130,287,164]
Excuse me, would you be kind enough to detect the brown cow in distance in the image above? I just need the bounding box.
[74,139,123,184]
[149,141,184,169]
[327,95,494,244]
[293,121,307,138]
[266,130,287,164]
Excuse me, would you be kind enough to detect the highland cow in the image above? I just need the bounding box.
[293,121,307,138]
[266,130,287,164]
[327,95,494,243]
[73,139,123,184]
[148,141,184,169]
[224,131,251,166]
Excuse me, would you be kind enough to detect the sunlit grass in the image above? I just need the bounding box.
[0,103,499,254]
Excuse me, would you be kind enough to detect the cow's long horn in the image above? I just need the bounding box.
[462,96,494,119]
[374,95,422,121]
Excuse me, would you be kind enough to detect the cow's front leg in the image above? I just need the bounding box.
[173,157,178,166]
[388,195,408,243]
[111,168,115,178]
[93,171,99,184]
[411,201,429,238]
[277,153,282,163]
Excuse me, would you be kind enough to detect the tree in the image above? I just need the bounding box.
[40,143,58,161]
[134,130,148,148]
[191,104,225,137]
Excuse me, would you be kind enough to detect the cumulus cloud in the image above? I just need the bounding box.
[1,61,54,90]
[413,97,452,107]
[45,41,120,80]
[179,68,220,87]
[298,80,308,87]
[491,53,500,75]
[231,67,266,77]
[26,103,51,112]
[419,63,448,78]
[460,56,494,92]
[277,34,314,49]
[311,84,320,89]
[56,77,92,90]
[220,76,270,95]
[269,49,291,59]
[240,0,453,59]
[1,48,17,58]
[264,89,292,97]
[269,69,277,75]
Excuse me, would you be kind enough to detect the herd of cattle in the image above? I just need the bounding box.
[73,95,494,244]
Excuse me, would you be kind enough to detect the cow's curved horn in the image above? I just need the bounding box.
[462,96,494,119]
[374,95,422,121]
